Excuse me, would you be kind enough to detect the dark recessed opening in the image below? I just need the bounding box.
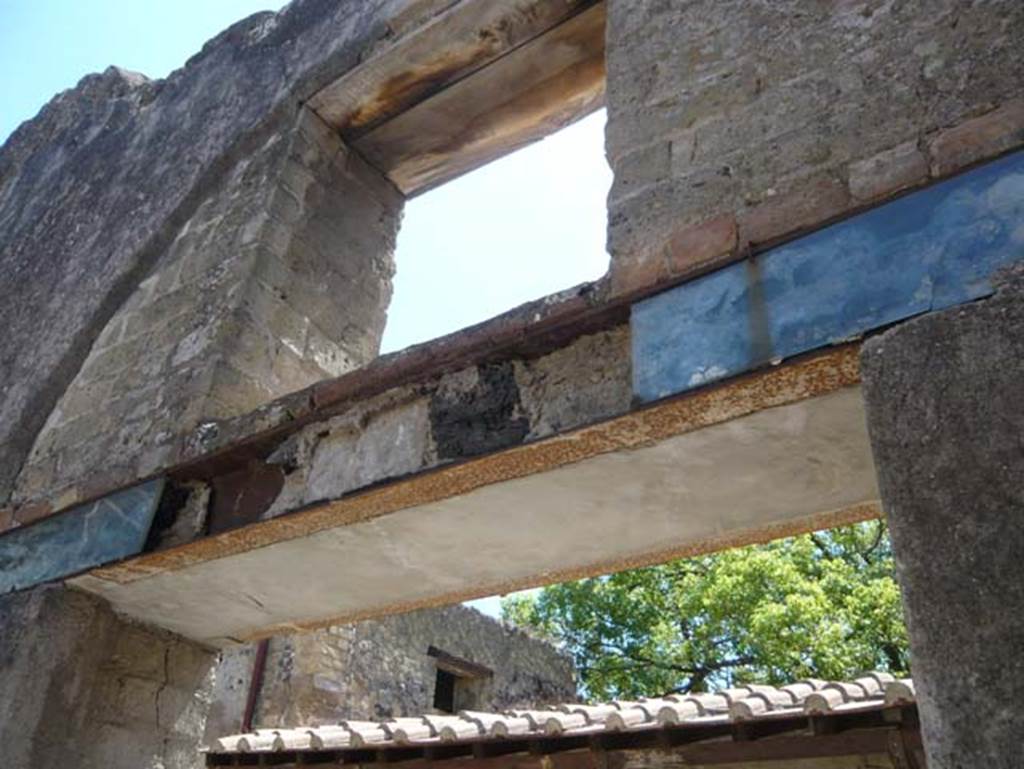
[433,668,457,713]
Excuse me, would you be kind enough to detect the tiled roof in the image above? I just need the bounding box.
[209,674,915,756]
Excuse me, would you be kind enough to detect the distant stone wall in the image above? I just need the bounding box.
[0,585,215,769]
[605,0,1024,294]
[205,604,576,739]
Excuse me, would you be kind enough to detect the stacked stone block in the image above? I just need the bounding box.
[0,585,216,769]
[0,0,410,510]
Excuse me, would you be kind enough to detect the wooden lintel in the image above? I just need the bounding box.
[428,645,495,678]
[309,0,599,138]
[353,2,606,195]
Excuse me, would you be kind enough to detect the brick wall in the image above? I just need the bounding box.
[605,0,1024,296]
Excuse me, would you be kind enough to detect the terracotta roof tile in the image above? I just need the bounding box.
[386,717,436,743]
[210,674,915,757]
[885,679,916,706]
[432,715,484,742]
[604,707,649,730]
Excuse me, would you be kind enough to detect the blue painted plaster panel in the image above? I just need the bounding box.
[0,479,163,593]
[633,150,1024,403]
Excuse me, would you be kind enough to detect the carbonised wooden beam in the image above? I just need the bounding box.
[428,645,494,678]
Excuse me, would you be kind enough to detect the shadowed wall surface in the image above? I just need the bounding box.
[0,585,216,769]
[861,268,1024,768]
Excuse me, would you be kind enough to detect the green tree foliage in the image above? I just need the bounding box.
[501,520,908,700]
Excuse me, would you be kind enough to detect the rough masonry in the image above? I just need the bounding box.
[0,585,215,769]
[0,1,1022,768]
[13,106,401,514]
[605,0,1024,295]
[0,0,411,511]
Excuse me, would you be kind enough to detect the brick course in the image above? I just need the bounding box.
[606,0,1024,291]
[738,174,851,250]
[928,100,1024,178]
[849,141,930,203]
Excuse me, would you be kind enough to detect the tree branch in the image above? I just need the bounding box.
[860,521,886,565]
[810,532,836,559]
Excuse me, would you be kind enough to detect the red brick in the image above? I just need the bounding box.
[12,500,54,526]
[739,175,851,249]
[848,141,929,203]
[929,100,1024,178]
[665,213,738,277]
[609,251,670,301]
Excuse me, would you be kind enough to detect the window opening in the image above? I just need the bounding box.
[494,519,910,700]
[432,668,457,713]
[428,646,493,713]
[381,109,611,354]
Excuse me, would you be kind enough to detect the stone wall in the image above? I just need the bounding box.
[204,604,576,740]
[0,0,413,509]
[605,0,1024,293]
[10,106,402,510]
[76,320,631,545]
[6,0,1020,536]
[259,324,631,524]
[0,585,216,769]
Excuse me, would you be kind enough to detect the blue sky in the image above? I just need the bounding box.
[1,1,610,619]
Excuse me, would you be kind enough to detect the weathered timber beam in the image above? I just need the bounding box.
[309,0,601,138]
[427,645,495,677]
[352,2,606,195]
